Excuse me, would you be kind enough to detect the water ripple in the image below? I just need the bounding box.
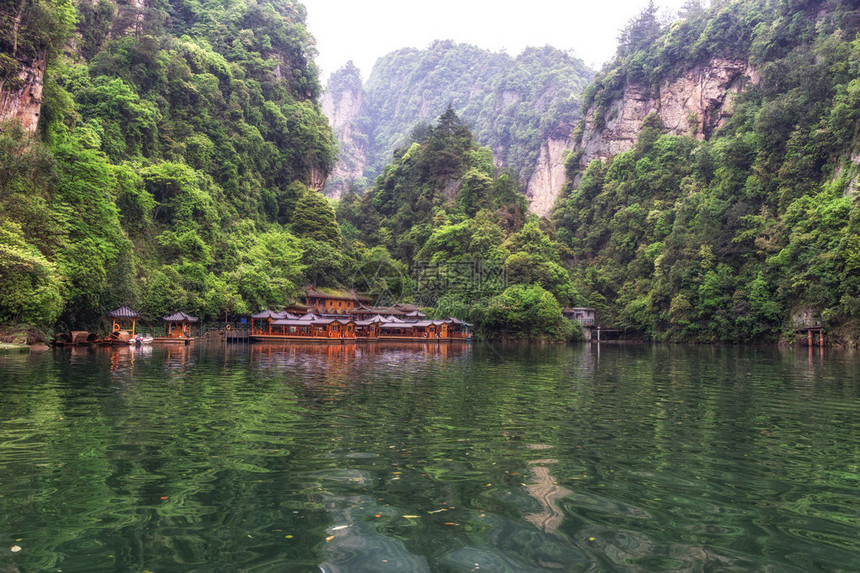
[0,343,858,571]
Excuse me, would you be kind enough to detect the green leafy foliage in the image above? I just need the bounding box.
[0,0,338,329]
[556,0,860,343]
[336,108,581,339]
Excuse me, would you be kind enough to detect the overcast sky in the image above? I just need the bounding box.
[303,0,689,82]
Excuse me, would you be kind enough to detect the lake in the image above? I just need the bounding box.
[0,342,857,572]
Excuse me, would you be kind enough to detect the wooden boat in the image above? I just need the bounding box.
[54,330,98,347]
[151,336,195,344]
[249,313,472,343]
[250,314,357,343]
[97,330,132,345]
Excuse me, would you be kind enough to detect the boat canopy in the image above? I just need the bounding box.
[251,309,296,320]
[270,319,313,327]
[379,323,417,330]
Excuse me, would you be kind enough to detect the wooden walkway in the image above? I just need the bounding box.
[226,329,250,343]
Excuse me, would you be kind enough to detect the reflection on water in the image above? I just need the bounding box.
[523,445,571,534]
[0,342,858,572]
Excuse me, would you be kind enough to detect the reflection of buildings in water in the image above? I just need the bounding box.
[67,345,95,364]
[104,345,145,376]
[104,344,154,384]
[375,340,472,359]
[249,343,360,389]
[247,341,472,368]
[578,344,597,376]
[161,343,193,372]
[246,341,473,401]
[523,445,571,533]
[250,342,360,367]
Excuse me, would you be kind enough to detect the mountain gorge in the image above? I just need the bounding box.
[321,41,594,214]
[2,0,860,345]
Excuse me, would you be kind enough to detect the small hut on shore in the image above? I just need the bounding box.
[160,312,199,340]
[108,305,140,335]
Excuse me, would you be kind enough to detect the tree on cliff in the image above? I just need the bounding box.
[290,188,341,246]
[617,0,662,56]
[421,105,474,182]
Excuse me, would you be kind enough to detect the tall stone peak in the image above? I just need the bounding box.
[321,62,368,199]
[319,43,594,212]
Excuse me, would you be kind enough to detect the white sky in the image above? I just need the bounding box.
[303,0,689,82]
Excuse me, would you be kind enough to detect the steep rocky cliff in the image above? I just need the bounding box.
[321,43,593,210]
[321,62,367,199]
[0,0,62,133]
[0,51,45,132]
[576,58,759,172]
[553,0,860,343]
[525,58,759,215]
[526,130,572,217]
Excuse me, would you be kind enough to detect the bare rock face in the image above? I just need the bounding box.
[324,86,362,131]
[526,136,571,217]
[322,83,368,199]
[578,58,759,171]
[523,58,759,214]
[0,51,46,133]
[309,166,327,192]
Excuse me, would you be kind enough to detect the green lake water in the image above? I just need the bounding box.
[0,342,858,572]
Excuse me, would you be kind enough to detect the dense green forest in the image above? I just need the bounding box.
[337,107,584,340]
[325,41,593,193]
[3,0,860,344]
[1,0,339,332]
[0,0,580,340]
[555,0,860,343]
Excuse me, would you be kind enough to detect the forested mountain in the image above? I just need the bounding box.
[555,0,860,343]
[322,41,594,213]
[1,0,340,331]
[0,0,581,340]
[336,106,585,340]
[3,0,860,345]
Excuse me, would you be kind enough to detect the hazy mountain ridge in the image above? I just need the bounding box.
[322,41,594,209]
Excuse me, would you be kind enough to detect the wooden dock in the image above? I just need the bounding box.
[152,337,195,345]
[226,329,250,343]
